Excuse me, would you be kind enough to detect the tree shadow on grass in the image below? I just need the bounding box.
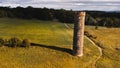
[31,43,73,55]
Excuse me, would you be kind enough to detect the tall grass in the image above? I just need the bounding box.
[0,18,99,68]
[85,26,120,68]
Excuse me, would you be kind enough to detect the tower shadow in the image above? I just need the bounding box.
[31,43,73,55]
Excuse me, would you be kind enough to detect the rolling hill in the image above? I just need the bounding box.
[0,18,119,68]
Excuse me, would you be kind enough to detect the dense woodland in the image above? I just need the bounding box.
[0,6,120,27]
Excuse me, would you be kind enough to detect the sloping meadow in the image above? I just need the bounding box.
[0,18,99,68]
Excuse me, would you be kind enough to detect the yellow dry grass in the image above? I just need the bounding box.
[0,18,99,68]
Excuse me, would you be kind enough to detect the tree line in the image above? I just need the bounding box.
[0,6,120,27]
[0,6,75,23]
[86,11,120,27]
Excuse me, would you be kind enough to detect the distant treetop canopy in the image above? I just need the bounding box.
[0,6,120,27]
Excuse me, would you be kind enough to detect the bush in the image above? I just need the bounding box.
[95,26,98,29]
[8,37,22,47]
[0,38,5,47]
[84,31,97,39]
[21,39,31,47]
[0,37,31,48]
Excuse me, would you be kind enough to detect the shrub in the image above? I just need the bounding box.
[8,37,22,47]
[84,31,97,39]
[95,26,98,29]
[21,39,31,47]
[0,38,5,47]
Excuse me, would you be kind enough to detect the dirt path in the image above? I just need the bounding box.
[84,36,102,68]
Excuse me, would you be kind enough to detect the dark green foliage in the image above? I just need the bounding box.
[0,6,75,23]
[21,39,31,47]
[54,9,75,23]
[8,38,22,47]
[95,25,98,29]
[0,38,5,47]
[0,37,31,48]
[0,6,120,27]
[86,11,120,27]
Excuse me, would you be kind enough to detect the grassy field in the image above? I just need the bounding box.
[0,18,120,68]
[85,26,120,68]
[0,18,100,68]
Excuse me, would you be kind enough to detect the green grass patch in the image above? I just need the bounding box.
[0,18,99,68]
[85,26,120,68]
